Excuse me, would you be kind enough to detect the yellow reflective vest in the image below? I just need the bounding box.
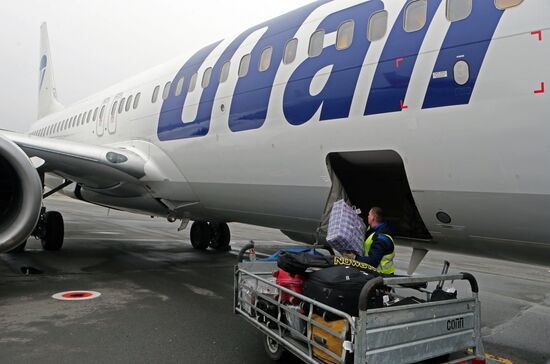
[364,231,396,275]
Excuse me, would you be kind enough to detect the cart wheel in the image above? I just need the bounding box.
[264,335,285,361]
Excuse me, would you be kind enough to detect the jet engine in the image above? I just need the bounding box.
[0,135,42,253]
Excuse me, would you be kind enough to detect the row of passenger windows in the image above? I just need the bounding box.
[406,0,524,32]
[150,0,524,102]
[31,92,142,137]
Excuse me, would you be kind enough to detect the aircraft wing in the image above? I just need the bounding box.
[0,130,146,190]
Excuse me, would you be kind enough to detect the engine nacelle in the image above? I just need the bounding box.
[0,136,43,253]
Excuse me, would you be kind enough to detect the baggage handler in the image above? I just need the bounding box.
[343,207,396,275]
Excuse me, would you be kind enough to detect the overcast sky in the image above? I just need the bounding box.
[0,0,314,132]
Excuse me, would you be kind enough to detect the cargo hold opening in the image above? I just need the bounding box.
[319,151,431,241]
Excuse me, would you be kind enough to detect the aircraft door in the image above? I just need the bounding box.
[96,98,110,137]
[108,94,122,135]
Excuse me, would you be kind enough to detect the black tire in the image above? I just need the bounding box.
[190,221,211,250]
[263,335,285,361]
[7,240,27,254]
[209,223,231,251]
[41,211,64,251]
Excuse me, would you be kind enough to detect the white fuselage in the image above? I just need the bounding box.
[29,0,550,265]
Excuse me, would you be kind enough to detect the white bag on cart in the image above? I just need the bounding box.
[326,200,366,256]
[240,276,277,316]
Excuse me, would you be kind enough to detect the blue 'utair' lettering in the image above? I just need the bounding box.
[364,0,442,116]
[157,42,220,141]
[283,1,384,126]
[229,0,332,132]
[422,1,504,109]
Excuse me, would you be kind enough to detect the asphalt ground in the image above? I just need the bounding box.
[0,196,549,364]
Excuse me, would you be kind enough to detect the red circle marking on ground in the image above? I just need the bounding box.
[62,292,93,299]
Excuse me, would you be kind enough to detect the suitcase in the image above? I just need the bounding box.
[309,314,349,364]
[303,266,382,320]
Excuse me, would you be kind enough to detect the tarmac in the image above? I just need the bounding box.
[0,195,549,364]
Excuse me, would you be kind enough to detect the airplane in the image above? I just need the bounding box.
[1,0,548,273]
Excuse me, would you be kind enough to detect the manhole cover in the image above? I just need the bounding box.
[52,291,101,301]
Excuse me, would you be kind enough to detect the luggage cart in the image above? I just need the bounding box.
[234,248,485,364]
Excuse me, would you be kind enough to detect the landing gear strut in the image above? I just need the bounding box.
[190,221,231,251]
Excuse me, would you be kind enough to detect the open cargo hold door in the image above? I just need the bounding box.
[318,151,431,242]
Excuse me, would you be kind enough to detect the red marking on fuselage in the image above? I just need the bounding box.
[400,100,408,109]
[534,82,545,94]
[531,30,543,41]
[396,57,405,68]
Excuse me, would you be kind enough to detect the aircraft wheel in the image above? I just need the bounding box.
[41,211,64,251]
[190,221,211,250]
[7,239,27,254]
[209,223,231,251]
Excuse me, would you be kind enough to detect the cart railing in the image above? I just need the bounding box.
[234,250,485,364]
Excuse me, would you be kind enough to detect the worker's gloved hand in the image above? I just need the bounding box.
[342,252,356,260]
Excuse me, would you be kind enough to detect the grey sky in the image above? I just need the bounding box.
[0,0,314,132]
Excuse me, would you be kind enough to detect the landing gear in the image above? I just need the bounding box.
[37,210,64,251]
[209,223,231,251]
[190,221,211,250]
[189,221,231,251]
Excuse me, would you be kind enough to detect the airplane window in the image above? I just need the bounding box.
[188,73,197,92]
[126,95,133,112]
[454,60,470,85]
[118,98,126,114]
[404,0,427,33]
[175,77,185,96]
[259,47,273,72]
[77,113,83,126]
[162,82,171,100]
[82,112,87,125]
[239,54,251,78]
[368,10,388,41]
[495,0,523,9]
[447,0,472,22]
[152,85,160,103]
[309,30,325,58]
[220,61,231,83]
[336,21,354,50]
[87,110,92,123]
[133,93,141,109]
[93,107,99,121]
[111,102,118,116]
[202,68,213,89]
[100,105,106,120]
[284,38,298,65]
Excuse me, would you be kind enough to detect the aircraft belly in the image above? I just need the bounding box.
[190,182,329,232]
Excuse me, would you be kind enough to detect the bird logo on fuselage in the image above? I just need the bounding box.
[39,55,48,91]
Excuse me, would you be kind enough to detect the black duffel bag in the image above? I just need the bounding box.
[303,266,382,320]
[277,251,333,275]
